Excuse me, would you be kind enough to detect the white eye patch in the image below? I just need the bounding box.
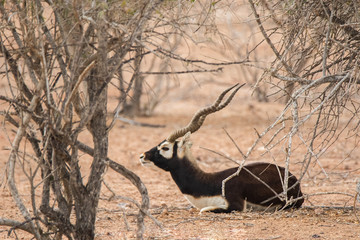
[157,141,174,159]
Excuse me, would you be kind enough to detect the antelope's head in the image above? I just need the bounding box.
[139,83,244,171]
[139,132,193,171]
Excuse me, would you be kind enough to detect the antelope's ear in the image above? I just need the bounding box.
[178,132,192,149]
[177,132,192,159]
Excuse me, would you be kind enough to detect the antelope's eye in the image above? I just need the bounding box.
[162,147,170,151]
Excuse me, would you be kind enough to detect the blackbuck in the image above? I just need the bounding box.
[140,83,304,213]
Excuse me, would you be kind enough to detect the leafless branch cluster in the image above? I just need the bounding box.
[244,0,360,205]
[0,0,228,239]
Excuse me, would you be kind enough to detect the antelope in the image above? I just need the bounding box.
[140,83,304,213]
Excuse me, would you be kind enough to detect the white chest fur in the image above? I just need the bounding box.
[183,194,229,213]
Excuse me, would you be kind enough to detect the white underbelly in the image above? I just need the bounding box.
[183,194,229,210]
[183,194,281,212]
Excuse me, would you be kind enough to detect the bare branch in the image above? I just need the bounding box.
[0,217,37,236]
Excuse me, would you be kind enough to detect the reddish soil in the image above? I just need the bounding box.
[1,83,359,239]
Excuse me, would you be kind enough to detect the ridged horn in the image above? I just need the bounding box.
[166,83,245,142]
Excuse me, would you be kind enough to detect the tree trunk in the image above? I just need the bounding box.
[73,22,109,238]
[72,68,108,239]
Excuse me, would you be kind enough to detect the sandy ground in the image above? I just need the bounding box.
[0,83,359,239]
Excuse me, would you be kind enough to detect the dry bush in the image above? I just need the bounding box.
[0,0,232,239]
[242,0,360,204]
